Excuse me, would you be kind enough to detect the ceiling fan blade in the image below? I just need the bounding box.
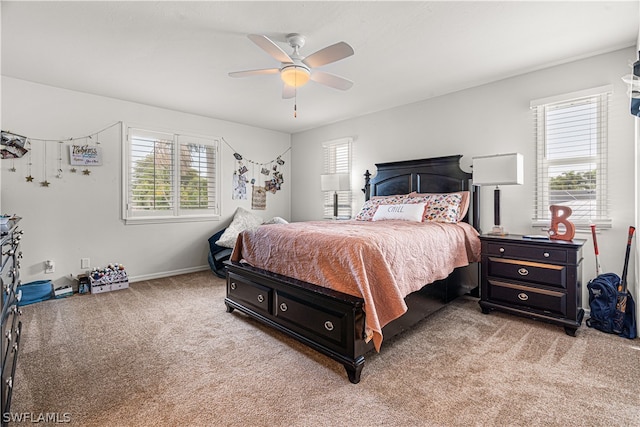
[248,34,293,64]
[282,84,295,99]
[310,71,354,91]
[302,42,354,68]
[228,68,280,78]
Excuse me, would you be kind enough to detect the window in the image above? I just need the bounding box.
[322,138,352,218]
[124,127,220,223]
[531,86,611,229]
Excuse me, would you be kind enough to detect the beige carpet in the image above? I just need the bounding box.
[10,271,640,426]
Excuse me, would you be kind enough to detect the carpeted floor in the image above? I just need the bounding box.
[9,271,640,426]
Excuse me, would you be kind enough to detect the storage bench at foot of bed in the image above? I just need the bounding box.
[224,261,470,383]
[224,262,368,383]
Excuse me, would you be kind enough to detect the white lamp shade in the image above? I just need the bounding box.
[472,153,524,186]
[321,173,350,191]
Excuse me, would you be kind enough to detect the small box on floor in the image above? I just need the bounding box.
[89,263,129,294]
[54,285,73,298]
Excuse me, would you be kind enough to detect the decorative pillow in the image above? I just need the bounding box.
[407,192,464,223]
[264,216,289,225]
[355,194,411,221]
[215,207,264,248]
[409,191,470,222]
[372,203,426,222]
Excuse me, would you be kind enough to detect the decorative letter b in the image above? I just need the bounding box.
[548,205,575,241]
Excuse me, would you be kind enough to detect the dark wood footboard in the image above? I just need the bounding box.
[224,260,473,383]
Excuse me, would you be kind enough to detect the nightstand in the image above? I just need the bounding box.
[478,234,586,336]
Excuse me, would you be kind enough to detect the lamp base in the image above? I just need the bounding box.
[487,225,507,236]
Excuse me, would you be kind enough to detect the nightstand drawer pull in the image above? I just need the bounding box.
[279,302,288,312]
[230,282,237,290]
[517,268,529,276]
[257,294,264,303]
[499,247,505,253]
[518,292,529,301]
[324,321,334,331]
[543,252,550,258]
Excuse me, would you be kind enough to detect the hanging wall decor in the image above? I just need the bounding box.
[70,144,102,166]
[2,122,121,187]
[40,141,50,187]
[1,131,29,159]
[252,185,267,210]
[221,137,290,207]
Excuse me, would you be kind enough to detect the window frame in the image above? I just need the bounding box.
[530,85,612,230]
[322,138,353,219]
[123,126,221,225]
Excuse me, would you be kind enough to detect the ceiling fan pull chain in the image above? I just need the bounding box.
[294,85,298,118]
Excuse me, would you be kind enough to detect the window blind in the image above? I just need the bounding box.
[129,130,175,213]
[178,136,217,211]
[322,138,352,218]
[531,87,611,228]
[126,128,219,221]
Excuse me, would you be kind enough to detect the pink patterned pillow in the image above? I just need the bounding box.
[355,194,411,221]
[406,193,463,223]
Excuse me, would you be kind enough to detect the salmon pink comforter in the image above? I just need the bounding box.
[231,220,481,351]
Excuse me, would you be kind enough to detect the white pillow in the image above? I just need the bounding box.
[372,203,426,222]
[264,216,289,225]
[215,207,264,248]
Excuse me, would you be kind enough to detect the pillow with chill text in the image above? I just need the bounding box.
[372,203,427,222]
[355,194,411,221]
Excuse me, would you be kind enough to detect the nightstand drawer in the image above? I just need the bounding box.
[485,242,567,263]
[487,257,566,288]
[488,280,567,316]
[227,273,272,315]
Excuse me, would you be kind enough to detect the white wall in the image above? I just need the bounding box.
[291,47,637,305]
[1,77,291,285]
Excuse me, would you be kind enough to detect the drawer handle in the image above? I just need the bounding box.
[543,252,550,258]
[324,321,334,331]
[517,268,529,276]
[257,294,264,303]
[5,377,12,389]
[230,282,237,290]
[280,302,288,312]
[499,247,505,253]
[518,292,529,301]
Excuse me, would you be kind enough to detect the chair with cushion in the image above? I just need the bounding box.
[207,229,233,279]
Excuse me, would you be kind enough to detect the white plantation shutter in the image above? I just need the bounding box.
[126,127,219,223]
[178,135,218,212]
[531,86,612,229]
[128,129,175,216]
[322,138,352,218]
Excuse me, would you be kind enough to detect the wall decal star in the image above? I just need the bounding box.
[82,169,91,175]
[70,167,77,173]
[40,180,50,187]
[25,175,34,182]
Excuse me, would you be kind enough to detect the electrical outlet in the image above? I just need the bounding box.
[45,260,55,274]
[81,258,90,269]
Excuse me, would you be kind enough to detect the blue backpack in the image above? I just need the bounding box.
[586,273,637,339]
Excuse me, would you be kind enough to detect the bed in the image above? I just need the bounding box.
[224,155,480,383]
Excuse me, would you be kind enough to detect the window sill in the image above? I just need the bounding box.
[124,215,220,225]
[531,219,612,232]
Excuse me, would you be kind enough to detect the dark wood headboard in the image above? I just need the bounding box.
[362,155,479,229]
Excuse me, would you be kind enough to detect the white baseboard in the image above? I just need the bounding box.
[128,265,211,283]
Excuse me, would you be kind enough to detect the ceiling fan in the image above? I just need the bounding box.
[229,33,354,99]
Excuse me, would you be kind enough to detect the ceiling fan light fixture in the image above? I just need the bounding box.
[281,65,310,87]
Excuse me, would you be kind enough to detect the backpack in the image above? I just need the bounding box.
[586,273,637,339]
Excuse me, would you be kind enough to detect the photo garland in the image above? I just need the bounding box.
[224,137,290,209]
[1,122,120,188]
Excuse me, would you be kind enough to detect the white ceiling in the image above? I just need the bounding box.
[2,1,638,134]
